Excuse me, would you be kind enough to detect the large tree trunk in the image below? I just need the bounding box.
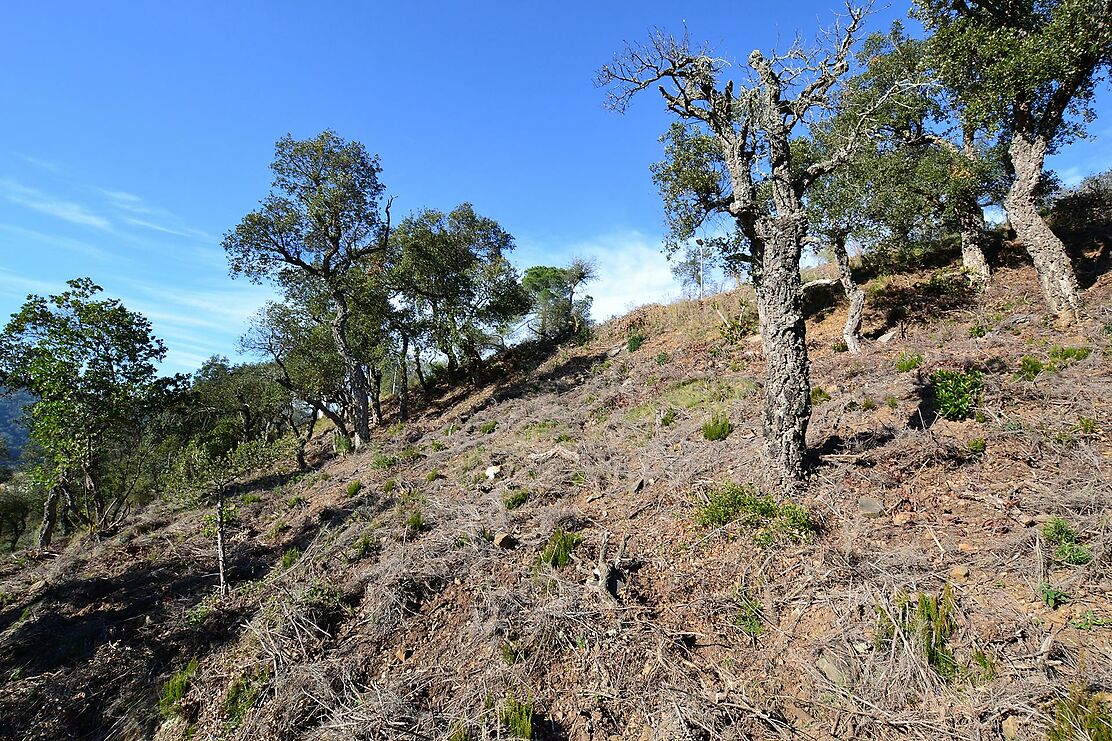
[751,221,812,497]
[832,234,864,353]
[413,343,430,391]
[1005,133,1080,320]
[958,196,991,285]
[329,297,371,449]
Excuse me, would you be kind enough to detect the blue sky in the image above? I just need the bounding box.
[1,2,1108,375]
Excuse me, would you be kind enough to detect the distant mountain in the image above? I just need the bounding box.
[0,389,31,462]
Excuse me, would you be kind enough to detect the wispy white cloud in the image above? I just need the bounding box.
[14,154,61,172]
[0,179,111,230]
[0,223,116,261]
[0,268,63,301]
[99,189,215,241]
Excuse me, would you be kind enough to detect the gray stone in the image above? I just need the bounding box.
[629,478,645,495]
[858,497,885,517]
[493,532,516,549]
[816,651,850,685]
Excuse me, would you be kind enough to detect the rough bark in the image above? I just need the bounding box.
[832,235,865,353]
[751,219,812,498]
[37,486,61,548]
[959,200,992,285]
[369,368,383,426]
[1005,133,1080,320]
[413,344,430,391]
[329,303,371,449]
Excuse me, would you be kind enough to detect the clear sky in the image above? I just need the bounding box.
[1,2,1108,375]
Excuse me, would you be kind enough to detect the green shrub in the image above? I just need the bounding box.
[430,440,447,451]
[810,387,832,405]
[1017,355,1044,381]
[660,408,677,427]
[280,547,301,570]
[158,658,199,718]
[861,397,877,411]
[351,533,378,560]
[832,340,849,353]
[240,493,261,505]
[885,395,899,409]
[702,414,733,441]
[1077,416,1099,435]
[346,480,362,497]
[693,482,815,545]
[968,323,988,338]
[405,509,424,535]
[929,369,982,420]
[1056,541,1093,566]
[286,495,307,509]
[1043,517,1078,544]
[224,670,265,729]
[382,478,397,493]
[536,529,580,569]
[967,438,986,455]
[895,352,923,372]
[655,351,670,366]
[479,421,497,434]
[627,333,647,352]
[874,586,958,678]
[1038,581,1070,609]
[1047,687,1112,741]
[499,696,535,739]
[503,489,529,510]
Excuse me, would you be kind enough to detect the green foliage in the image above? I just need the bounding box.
[448,723,474,741]
[1043,517,1078,544]
[346,480,362,497]
[660,408,677,427]
[967,438,986,455]
[372,453,396,469]
[1042,517,1092,564]
[382,479,397,493]
[693,482,816,545]
[1049,345,1091,368]
[536,529,581,569]
[1038,581,1070,609]
[810,387,832,405]
[1017,355,1044,381]
[479,421,497,434]
[655,351,671,366]
[223,669,265,729]
[970,649,997,683]
[503,489,529,510]
[1047,687,1112,741]
[334,433,354,455]
[627,333,647,352]
[499,695,535,739]
[1070,610,1112,630]
[968,323,988,338]
[425,470,444,483]
[1076,416,1099,435]
[351,533,378,560]
[1056,541,1093,566]
[885,395,899,409]
[404,509,424,535]
[718,311,758,345]
[158,658,199,718]
[702,414,733,441]
[895,352,923,372]
[521,261,596,341]
[0,278,180,534]
[874,586,958,678]
[735,589,764,638]
[832,340,849,353]
[280,547,301,570]
[929,369,982,420]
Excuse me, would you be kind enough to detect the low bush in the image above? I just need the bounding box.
[536,529,580,569]
[627,333,647,352]
[158,658,199,718]
[693,482,816,545]
[930,369,982,420]
[895,352,923,372]
[702,414,733,441]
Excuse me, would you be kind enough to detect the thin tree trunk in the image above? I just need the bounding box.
[751,224,811,497]
[369,368,383,426]
[413,343,429,391]
[832,235,864,353]
[37,486,61,548]
[399,334,410,422]
[216,487,229,595]
[1005,133,1080,320]
[329,298,371,448]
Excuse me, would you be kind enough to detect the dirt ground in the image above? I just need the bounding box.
[1,243,1110,741]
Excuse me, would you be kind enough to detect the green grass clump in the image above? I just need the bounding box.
[735,589,763,638]
[351,533,378,560]
[503,488,529,510]
[382,478,397,493]
[702,414,733,441]
[280,547,301,570]
[1049,345,1091,368]
[334,433,354,455]
[223,670,264,729]
[1016,355,1044,381]
[693,482,816,545]
[967,438,986,455]
[426,470,444,483]
[430,440,447,451]
[627,333,647,352]
[405,509,424,535]
[660,408,677,427]
[398,446,421,462]
[929,369,982,420]
[240,493,261,504]
[346,480,362,497]
[832,340,849,353]
[1042,517,1093,565]
[536,529,581,569]
[499,696,535,739]
[448,723,474,741]
[158,658,199,718]
[372,453,397,469]
[1047,687,1112,741]
[875,586,958,679]
[285,495,307,508]
[810,387,832,405]
[895,352,923,372]
[885,395,899,409]
[968,323,988,338]
[663,378,755,409]
[479,421,497,434]
[655,351,670,366]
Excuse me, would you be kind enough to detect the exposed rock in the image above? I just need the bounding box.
[1001,715,1021,740]
[816,650,850,685]
[629,478,645,495]
[493,532,516,549]
[950,565,971,581]
[892,511,913,526]
[485,465,501,480]
[877,329,899,344]
[858,497,884,517]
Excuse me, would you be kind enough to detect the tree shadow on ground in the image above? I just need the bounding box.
[808,428,898,467]
[867,272,978,336]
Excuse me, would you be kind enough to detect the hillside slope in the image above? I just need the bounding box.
[1,247,1110,741]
